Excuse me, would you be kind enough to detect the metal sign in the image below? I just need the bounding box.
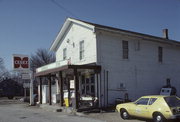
[70,80,75,89]
[12,54,30,71]
[22,73,30,80]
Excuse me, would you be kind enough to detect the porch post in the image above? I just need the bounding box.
[74,68,79,109]
[39,77,42,104]
[96,73,99,107]
[48,76,52,105]
[58,71,64,106]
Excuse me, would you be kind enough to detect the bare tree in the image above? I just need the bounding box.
[0,58,4,79]
[0,57,4,69]
[0,57,9,81]
[30,48,56,72]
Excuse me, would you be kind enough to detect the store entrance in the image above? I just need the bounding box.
[81,74,95,97]
[79,74,98,109]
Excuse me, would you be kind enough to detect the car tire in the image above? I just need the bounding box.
[120,109,130,120]
[153,113,166,122]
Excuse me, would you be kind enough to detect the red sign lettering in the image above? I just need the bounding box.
[14,56,29,69]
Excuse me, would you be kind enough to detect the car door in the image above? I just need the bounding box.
[132,98,150,118]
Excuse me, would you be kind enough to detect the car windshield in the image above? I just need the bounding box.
[164,96,180,107]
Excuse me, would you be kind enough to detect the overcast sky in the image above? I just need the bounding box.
[0,0,180,70]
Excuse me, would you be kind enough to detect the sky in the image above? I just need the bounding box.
[0,0,180,70]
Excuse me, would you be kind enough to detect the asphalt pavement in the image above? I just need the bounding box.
[0,97,145,122]
[0,97,103,122]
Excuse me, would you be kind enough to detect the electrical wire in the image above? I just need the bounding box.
[50,0,78,18]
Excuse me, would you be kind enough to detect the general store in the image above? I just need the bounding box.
[35,18,180,110]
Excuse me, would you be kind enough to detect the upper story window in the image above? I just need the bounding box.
[79,40,84,60]
[158,46,163,63]
[63,48,67,60]
[135,40,140,51]
[122,40,129,59]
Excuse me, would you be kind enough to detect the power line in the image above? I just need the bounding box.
[50,0,78,18]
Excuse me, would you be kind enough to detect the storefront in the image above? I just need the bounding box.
[35,64,101,110]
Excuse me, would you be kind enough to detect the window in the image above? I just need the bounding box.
[81,75,95,96]
[122,41,129,59]
[63,48,67,60]
[91,85,95,93]
[135,40,140,51]
[135,98,149,105]
[158,46,163,63]
[79,40,84,60]
[164,96,180,107]
[149,98,157,105]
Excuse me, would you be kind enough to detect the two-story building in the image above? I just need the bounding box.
[35,18,180,110]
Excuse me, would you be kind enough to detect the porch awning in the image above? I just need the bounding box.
[35,64,101,77]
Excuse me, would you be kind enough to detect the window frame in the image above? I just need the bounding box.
[79,40,85,60]
[158,46,163,63]
[122,40,129,59]
[63,48,67,60]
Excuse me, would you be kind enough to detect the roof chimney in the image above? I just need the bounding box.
[163,29,169,39]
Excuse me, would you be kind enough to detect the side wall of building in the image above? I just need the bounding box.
[56,23,97,65]
[96,30,180,106]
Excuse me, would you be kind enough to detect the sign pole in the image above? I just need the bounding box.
[12,54,33,105]
[30,71,34,105]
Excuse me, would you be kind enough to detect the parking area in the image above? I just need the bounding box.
[85,111,145,122]
[0,97,178,122]
[0,97,146,122]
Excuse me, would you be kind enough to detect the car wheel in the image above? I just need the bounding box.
[120,109,130,120]
[153,113,166,122]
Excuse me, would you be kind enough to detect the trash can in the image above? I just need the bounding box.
[64,91,69,107]
[64,98,69,107]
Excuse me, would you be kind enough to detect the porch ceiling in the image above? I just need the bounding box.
[35,64,101,77]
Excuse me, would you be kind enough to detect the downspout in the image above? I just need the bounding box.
[106,71,109,106]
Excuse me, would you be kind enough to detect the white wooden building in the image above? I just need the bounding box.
[36,18,180,109]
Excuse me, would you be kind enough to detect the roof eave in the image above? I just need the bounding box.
[50,19,71,52]
[95,26,180,46]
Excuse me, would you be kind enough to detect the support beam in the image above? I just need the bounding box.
[74,69,79,109]
[48,76,52,105]
[67,77,70,107]
[39,77,42,104]
[58,71,63,106]
[96,73,99,107]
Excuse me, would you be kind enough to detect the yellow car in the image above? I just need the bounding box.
[116,95,180,122]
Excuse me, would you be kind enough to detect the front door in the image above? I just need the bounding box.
[133,98,150,118]
[81,74,95,96]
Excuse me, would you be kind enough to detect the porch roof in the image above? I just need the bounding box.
[35,64,101,77]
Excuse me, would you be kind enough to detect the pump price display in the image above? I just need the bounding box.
[13,54,30,71]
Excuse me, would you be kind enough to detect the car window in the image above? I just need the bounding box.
[149,98,157,105]
[164,96,180,107]
[135,98,149,105]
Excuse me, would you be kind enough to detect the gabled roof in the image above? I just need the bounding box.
[50,18,95,51]
[50,18,180,51]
